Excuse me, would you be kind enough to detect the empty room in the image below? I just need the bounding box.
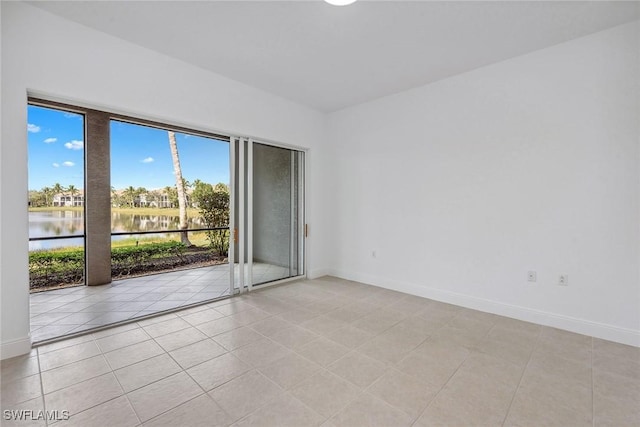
[1,1,639,426]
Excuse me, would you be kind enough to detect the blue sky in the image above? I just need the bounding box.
[28,105,230,191]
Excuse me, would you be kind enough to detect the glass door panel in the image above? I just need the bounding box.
[228,137,305,292]
[250,143,304,287]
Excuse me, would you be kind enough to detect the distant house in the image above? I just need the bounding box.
[111,188,191,208]
[137,192,155,208]
[156,193,173,208]
[52,191,84,207]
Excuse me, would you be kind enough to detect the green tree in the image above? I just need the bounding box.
[163,186,178,208]
[111,186,121,207]
[191,181,230,255]
[123,186,137,208]
[29,190,46,207]
[145,189,161,207]
[41,186,53,207]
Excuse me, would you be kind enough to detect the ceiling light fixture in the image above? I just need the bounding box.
[324,0,358,6]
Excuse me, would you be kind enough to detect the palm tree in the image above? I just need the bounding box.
[67,185,78,206]
[168,131,191,246]
[52,183,64,206]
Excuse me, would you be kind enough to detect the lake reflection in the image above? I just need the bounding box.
[111,211,204,233]
[29,210,205,250]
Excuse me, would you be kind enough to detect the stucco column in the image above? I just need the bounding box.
[85,111,111,286]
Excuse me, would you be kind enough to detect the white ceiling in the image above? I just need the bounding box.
[30,1,640,112]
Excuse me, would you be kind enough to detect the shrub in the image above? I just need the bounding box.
[190,182,230,255]
[29,249,84,288]
[29,241,187,289]
[111,241,186,275]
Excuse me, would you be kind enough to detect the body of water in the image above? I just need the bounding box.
[29,210,205,250]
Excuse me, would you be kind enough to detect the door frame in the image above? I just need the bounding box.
[229,137,307,294]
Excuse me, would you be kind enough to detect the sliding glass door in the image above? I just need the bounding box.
[231,138,305,293]
[250,143,304,286]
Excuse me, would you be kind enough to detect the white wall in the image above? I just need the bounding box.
[327,21,640,346]
[0,2,329,358]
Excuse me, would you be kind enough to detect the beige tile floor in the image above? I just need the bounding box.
[30,262,292,342]
[3,276,639,426]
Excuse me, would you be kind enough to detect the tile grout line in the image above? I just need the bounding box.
[499,324,543,426]
[361,364,418,422]
[365,317,440,420]
[103,324,192,426]
[140,303,247,424]
[206,307,325,425]
[225,370,290,425]
[102,343,143,427]
[319,365,369,424]
[409,318,496,426]
[389,315,455,426]
[37,339,100,373]
[39,334,136,425]
[277,296,385,424]
[35,347,50,427]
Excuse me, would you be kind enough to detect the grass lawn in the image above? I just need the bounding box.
[36,232,212,252]
[112,232,211,248]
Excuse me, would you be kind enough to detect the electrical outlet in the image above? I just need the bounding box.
[558,274,568,286]
[527,271,537,282]
[371,250,376,258]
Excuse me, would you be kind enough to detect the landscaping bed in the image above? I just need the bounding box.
[29,241,226,292]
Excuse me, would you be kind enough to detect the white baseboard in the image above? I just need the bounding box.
[326,269,640,348]
[307,268,331,280]
[1,335,32,360]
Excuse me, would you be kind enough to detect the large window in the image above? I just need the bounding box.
[109,119,231,281]
[28,104,86,291]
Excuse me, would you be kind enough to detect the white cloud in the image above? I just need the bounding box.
[27,123,41,133]
[63,112,81,119]
[62,161,75,167]
[44,137,57,143]
[141,157,154,163]
[52,163,60,168]
[64,140,83,150]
